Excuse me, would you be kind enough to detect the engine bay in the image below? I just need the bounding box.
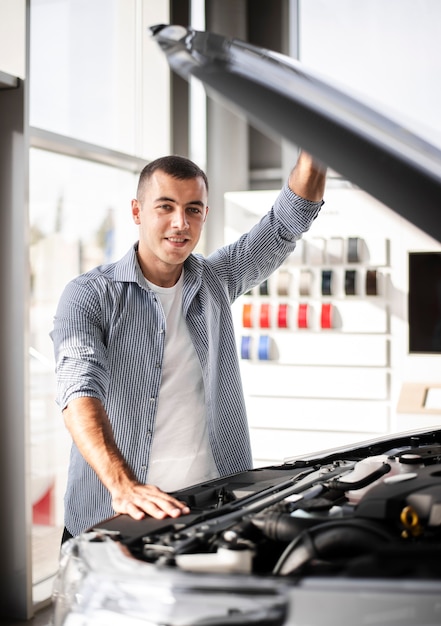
[93,430,441,582]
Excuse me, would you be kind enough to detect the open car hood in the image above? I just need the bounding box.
[150,24,441,242]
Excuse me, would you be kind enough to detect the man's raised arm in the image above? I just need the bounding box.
[288,150,327,202]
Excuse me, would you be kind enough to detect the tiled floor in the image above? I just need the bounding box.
[5,603,54,626]
[31,525,63,624]
[32,525,63,586]
[3,526,63,625]
[35,604,54,626]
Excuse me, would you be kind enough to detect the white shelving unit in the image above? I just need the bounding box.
[226,185,440,467]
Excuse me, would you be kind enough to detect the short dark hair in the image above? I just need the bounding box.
[137,155,209,199]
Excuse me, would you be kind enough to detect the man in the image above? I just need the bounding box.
[51,150,326,540]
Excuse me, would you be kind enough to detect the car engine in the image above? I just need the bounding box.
[53,431,441,626]
[100,431,441,582]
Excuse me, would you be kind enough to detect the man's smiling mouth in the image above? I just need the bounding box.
[167,236,188,243]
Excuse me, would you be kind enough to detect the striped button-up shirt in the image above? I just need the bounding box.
[51,183,322,535]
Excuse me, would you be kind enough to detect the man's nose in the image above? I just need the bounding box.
[172,208,189,229]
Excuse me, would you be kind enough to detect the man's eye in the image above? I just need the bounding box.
[188,207,201,214]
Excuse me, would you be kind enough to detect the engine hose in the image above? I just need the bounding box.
[273,519,392,576]
[251,512,319,543]
[252,464,392,544]
[327,462,391,491]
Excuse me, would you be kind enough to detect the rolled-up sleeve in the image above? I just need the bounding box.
[50,278,110,410]
[271,183,323,242]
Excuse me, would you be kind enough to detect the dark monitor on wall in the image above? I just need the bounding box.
[408,251,441,354]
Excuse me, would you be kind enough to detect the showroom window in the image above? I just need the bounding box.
[30,0,138,153]
[29,148,137,600]
[28,0,169,605]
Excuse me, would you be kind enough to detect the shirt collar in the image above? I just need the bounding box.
[113,243,204,292]
[113,243,145,286]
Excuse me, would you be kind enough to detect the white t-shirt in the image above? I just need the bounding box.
[145,270,219,491]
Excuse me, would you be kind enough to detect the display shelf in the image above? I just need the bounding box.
[242,362,389,400]
[246,397,389,433]
[234,231,392,465]
[241,333,390,366]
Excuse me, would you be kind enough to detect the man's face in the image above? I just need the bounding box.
[132,170,209,285]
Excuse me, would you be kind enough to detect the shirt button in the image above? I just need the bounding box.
[141,465,147,470]
[158,329,164,334]
[149,397,156,403]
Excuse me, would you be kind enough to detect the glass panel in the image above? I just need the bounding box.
[29,147,138,602]
[30,0,137,154]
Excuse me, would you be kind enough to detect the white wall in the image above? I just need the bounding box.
[296,0,441,439]
[140,0,172,158]
[0,0,26,78]
[299,0,441,149]
[225,2,441,462]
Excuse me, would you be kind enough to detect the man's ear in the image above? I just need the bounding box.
[131,199,141,225]
[204,205,209,222]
